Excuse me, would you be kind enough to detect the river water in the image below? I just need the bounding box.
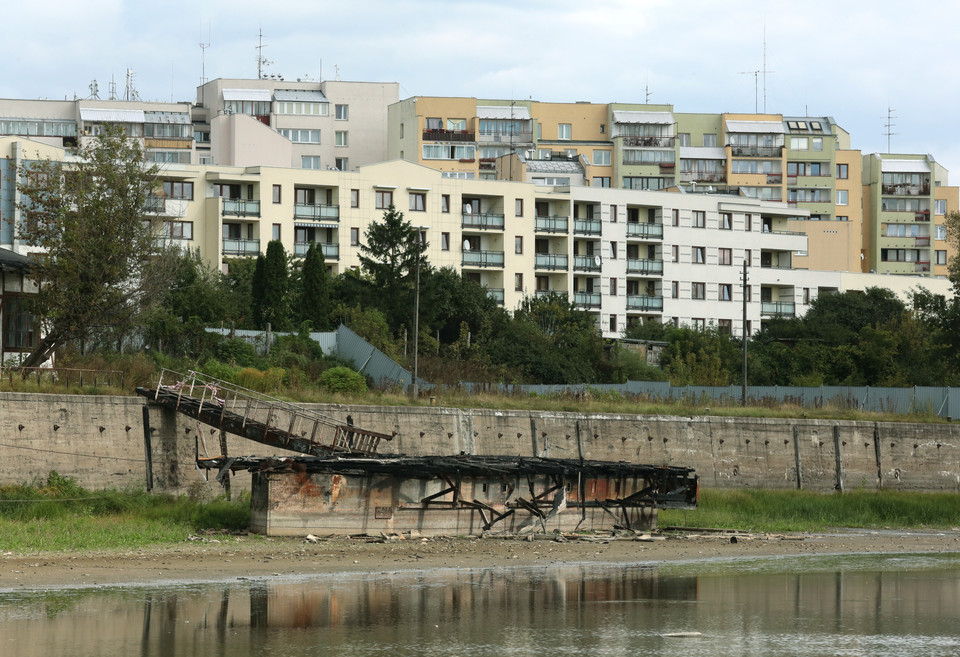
[1,552,958,656]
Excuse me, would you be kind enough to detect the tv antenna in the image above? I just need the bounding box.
[124,68,140,101]
[256,29,273,79]
[738,22,773,112]
[884,107,897,153]
[199,23,211,85]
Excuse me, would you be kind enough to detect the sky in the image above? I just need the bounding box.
[4,0,960,178]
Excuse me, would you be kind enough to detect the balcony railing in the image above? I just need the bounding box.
[462,250,505,268]
[535,253,569,270]
[294,241,340,259]
[462,213,505,230]
[626,222,664,239]
[573,218,602,235]
[294,203,339,220]
[222,199,261,217]
[882,183,930,196]
[535,215,569,233]
[626,295,664,311]
[486,288,505,305]
[574,255,602,272]
[915,237,931,247]
[143,195,166,213]
[423,129,475,142]
[478,159,496,171]
[621,136,675,148]
[730,145,783,158]
[916,261,931,273]
[222,238,260,256]
[626,258,664,275]
[574,292,601,308]
[761,301,796,316]
[534,289,556,298]
[679,172,726,183]
[477,130,533,143]
[915,211,931,222]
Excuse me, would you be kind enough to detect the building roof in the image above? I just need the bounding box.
[274,89,328,103]
[612,110,674,125]
[725,120,786,134]
[477,105,531,120]
[0,247,33,272]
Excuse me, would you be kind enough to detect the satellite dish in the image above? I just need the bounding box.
[594,255,602,267]
[463,240,471,251]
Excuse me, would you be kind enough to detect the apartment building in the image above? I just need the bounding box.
[5,136,950,343]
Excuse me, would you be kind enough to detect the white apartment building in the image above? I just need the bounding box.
[0,137,950,342]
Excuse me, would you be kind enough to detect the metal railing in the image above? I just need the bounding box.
[486,287,505,305]
[626,295,663,311]
[1,366,124,389]
[222,199,260,217]
[462,213,505,230]
[222,238,261,256]
[294,203,339,220]
[761,301,796,316]
[294,241,339,258]
[535,215,569,233]
[574,218,602,235]
[574,292,601,307]
[626,258,663,275]
[535,253,568,270]
[574,255,601,271]
[626,222,664,239]
[462,250,505,268]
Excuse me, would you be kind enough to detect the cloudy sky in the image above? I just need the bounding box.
[4,0,959,177]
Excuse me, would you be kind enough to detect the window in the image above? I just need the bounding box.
[610,278,617,296]
[301,156,321,169]
[609,314,617,333]
[609,241,617,259]
[719,248,732,265]
[280,128,322,143]
[720,213,732,230]
[439,232,450,251]
[610,204,617,222]
[350,189,359,208]
[744,214,752,231]
[703,134,717,147]
[936,199,947,215]
[812,138,823,151]
[276,101,328,116]
[335,131,348,147]
[593,150,611,165]
[692,282,706,300]
[162,181,194,200]
[836,163,848,179]
[441,194,450,213]
[592,177,611,187]
[672,209,680,226]
[558,123,571,140]
[335,104,349,120]
[163,220,193,240]
[693,211,705,228]
[272,185,281,204]
[515,236,523,254]
[3,296,37,349]
[671,281,679,298]
[836,215,848,222]
[936,225,947,240]
[350,227,359,246]
[375,190,393,209]
[409,192,426,211]
[515,198,523,217]
[936,250,948,265]
[677,133,691,147]
[719,283,732,301]
[335,157,348,171]
[272,223,281,241]
[515,273,523,291]
[693,246,705,264]
[672,245,679,262]
[790,137,808,150]
[744,249,752,265]
[803,288,811,304]
[423,144,476,160]
[837,190,848,206]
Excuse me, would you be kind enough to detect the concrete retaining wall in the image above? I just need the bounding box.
[1,393,958,494]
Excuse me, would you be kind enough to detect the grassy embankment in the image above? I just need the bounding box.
[1,474,958,553]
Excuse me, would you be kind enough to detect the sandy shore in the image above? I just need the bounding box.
[3,527,959,590]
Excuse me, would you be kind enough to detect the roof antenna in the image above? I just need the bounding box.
[199,22,211,85]
[884,107,897,153]
[256,28,272,79]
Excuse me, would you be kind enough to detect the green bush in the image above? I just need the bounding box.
[215,338,258,366]
[319,366,367,395]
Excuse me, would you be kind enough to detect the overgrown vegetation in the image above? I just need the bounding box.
[0,472,249,552]
[661,488,960,532]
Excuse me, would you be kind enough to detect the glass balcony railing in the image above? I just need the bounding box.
[222,238,260,256]
[294,242,339,259]
[534,215,569,233]
[462,250,505,268]
[486,288,505,305]
[626,222,663,239]
[535,253,568,270]
[294,203,339,220]
[222,199,260,217]
[573,218,602,235]
[761,301,796,316]
[461,213,505,230]
[626,295,664,311]
[574,292,601,308]
[626,258,663,275]
[574,255,602,271]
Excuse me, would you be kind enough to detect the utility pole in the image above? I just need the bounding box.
[741,260,749,406]
[412,230,423,399]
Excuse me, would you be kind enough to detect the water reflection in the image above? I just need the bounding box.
[0,554,958,656]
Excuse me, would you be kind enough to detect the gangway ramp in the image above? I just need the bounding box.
[136,369,392,457]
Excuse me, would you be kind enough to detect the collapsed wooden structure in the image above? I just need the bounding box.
[139,369,699,536]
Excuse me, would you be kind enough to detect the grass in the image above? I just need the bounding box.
[660,488,960,533]
[0,473,250,553]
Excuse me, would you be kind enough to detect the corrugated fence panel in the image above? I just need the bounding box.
[335,324,430,391]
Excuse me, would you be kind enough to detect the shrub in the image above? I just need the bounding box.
[215,338,258,366]
[319,366,367,395]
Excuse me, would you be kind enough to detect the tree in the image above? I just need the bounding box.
[14,125,170,367]
[298,243,331,330]
[357,205,427,328]
[250,240,291,330]
[946,210,960,294]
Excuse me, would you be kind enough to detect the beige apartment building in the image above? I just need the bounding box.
[2,136,951,345]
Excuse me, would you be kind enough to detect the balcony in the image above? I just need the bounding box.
[730,145,782,158]
[294,203,339,220]
[574,255,602,272]
[916,261,931,273]
[143,195,166,213]
[535,215,569,233]
[679,172,726,184]
[462,212,505,230]
[626,295,664,311]
[761,301,796,317]
[626,258,664,275]
[574,292,601,308]
[222,199,260,217]
[573,218,602,235]
[882,183,930,196]
[294,242,339,259]
[486,287,505,305]
[626,223,664,239]
[915,211,931,222]
[478,159,496,171]
[766,174,783,184]
[222,238,260,256]
[534,289,556,298]
[621,136,675,148]
[462,250,505,268]
[477,130,533,144]
[915,236,931,247]
[535,253,568,270]
[422,129,475,142]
